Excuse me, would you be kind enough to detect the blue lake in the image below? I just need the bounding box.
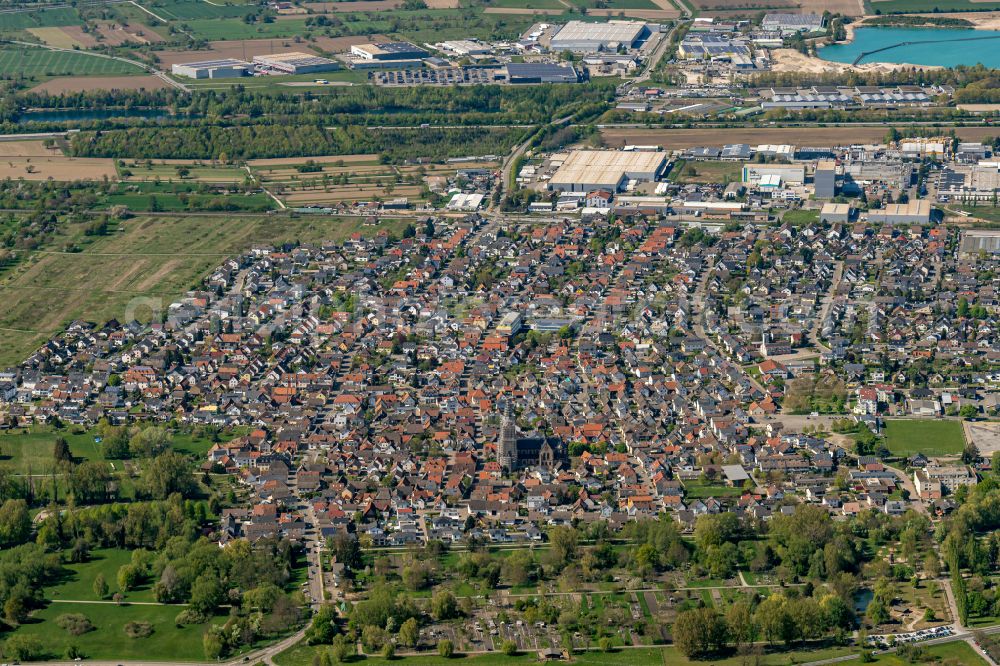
[819,26,1000,68]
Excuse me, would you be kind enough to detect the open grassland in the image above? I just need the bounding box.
[884,418,966,456]
[0,214,410,366]
[601,126,996,149]
[16,601,216,661]
[0,48,145,77]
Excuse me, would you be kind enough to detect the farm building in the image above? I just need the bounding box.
[252,52,340,75]
[866,200,932,225]
[761,13,825,34]
[351,42,428,61]
[550,20,650,52]
[549,150,666,193]
[505,63,578,84]
[172,59,249,79]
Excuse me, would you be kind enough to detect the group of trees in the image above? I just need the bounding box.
[673,591,855,659]
[71,125,530,163]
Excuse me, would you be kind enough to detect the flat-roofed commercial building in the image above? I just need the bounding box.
[253,52,340,74]
[866,200,932,225]
[550,20,650,52]
[742,163,805,186]
[505,63,578,84]
[814,160,836,198]
[351,42,428,61]
[820,202,852,223]
[549,150,666,192]
[172,59,249,79]
[761,13,824,34]
[961,229,1000,256]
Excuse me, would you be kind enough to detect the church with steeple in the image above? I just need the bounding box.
[496,401,565,472]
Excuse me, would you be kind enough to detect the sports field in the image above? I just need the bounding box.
[883,419,966,456]
[0,48,145,77]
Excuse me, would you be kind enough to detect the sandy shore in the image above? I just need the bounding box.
[769,47,941,74]
[768,14,995,74]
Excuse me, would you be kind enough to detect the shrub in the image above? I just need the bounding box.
[175,609,207,626]
[437,639,454,658]
[56,613,95,636]
[4,635,46,661]
[124,620,154,638]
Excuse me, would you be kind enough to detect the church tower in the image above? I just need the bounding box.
[497,400,517,472]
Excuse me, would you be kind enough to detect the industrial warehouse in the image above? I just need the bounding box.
[171,58,249,79]
[548,150,666,192]
[550,20,651,52]
[252,52,340,75]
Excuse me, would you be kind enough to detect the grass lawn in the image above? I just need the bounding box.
[783,208,820,225]
[15,601,215,661]
[0,214,411,367]
[48,548,157,603]
[668,159,741,184]
[0,425,243,473]
[682,479,745,499]
[870,640,986,666]
[883,419,966,457]
[275,643,857,666]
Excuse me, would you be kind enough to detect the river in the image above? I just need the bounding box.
[819,26,1000,68]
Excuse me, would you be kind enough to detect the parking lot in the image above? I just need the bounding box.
[373,67,501,86]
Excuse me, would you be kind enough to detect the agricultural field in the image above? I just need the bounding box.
[30,75,172,94]
[867,0,1000,12]
[118,160,249,184]
[694,0,863,15]
[0,214,411,367]
[153,35,384,68]
[0,48,145,77]
[0,154,118,182]
[0,6,79,32]
[883,419,966,457]
[250,156,495,206]
[148,0,261,20]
